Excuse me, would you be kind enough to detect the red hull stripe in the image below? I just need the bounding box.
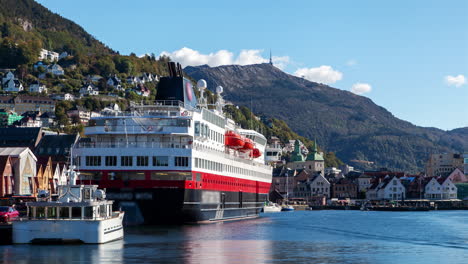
[77,170,271,194]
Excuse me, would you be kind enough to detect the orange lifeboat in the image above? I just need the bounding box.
[251,148,261,158]
[225,131,245,149]
[240,138,254,152]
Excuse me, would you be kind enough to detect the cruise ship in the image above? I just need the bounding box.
[72,62,272,224]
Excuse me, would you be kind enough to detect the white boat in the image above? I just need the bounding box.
[262,202,282,213]
[281,205,295,211]
[12,166,124,244]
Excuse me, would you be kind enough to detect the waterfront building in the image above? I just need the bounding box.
[331,178,358,199]
[34,134,78,163]
[270,167,296,197]
[0,147,37,195]
[446,168,468,183]
[424,177,457,200]
[0,127,43,150]
[293,174,330,204]
[35,157,54,196]
[357,174,373,192]
[0,156,14,197]
[366,176,406,200]
[425,153,464,177]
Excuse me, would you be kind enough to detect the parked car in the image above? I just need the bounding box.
[0,206,20,223]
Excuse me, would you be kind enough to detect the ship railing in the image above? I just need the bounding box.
[193,145,271,171]
[76,141,192,149]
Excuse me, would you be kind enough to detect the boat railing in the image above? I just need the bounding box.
[76,141,193,149]
[193,144,272,171]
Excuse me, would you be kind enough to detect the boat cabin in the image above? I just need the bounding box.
[25,185,114,220]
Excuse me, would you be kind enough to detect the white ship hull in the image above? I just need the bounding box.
[13,212,124,244]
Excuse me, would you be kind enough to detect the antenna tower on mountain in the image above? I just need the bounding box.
[269,50,273,65]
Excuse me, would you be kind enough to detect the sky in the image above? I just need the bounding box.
[36,0,468,130]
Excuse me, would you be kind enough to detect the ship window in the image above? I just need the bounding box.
[153,156,169,166]
[84,207,93,219]
[194,121,200,136]
[151,171,191,180]
[175,157,189,167]
[121,156,133,166]
[109,171,145,180]
[86,156,101,166]
[74,156,81,166]
[58,207,70,219]
[105,156,117,166]
[196,173,202,182]
[79,172,102,181]
[72,207,81,218]
[36,207,46,218]
[137,156,149,166]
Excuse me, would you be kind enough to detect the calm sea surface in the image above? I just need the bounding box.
[1,210,467,264]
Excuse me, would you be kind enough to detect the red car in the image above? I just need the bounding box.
[0,206,19,223]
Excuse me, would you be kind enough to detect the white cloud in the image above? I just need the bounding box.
[159,47,290,69]
[160,47,234,67]
[234,50,267,65]
[293,65,343,84]
[351,82,372,95]
[445,74,466,87]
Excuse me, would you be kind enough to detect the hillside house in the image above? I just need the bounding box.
[107,75,123,90]
[46,64,65,75]
[79,84,99,97]
[39,49,59,61]
[29,81,48,94]
[2,72,23,92]
[133,83,150,97]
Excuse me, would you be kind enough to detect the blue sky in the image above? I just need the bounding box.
[37,0,468,130]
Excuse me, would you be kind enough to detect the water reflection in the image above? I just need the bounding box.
[0,240,123,264]
[1,211,468,264]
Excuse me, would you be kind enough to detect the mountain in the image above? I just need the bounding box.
[0,0,113,57]
[185,63,468,172]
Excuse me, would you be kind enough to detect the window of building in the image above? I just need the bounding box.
[153,156,169,166]
[85,156,101,166]
[175,156,189,167]
[121,156,133,166]
[137,156,149,166]
[105,156,117,166]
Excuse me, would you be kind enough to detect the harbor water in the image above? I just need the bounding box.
[1,210,467,264]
